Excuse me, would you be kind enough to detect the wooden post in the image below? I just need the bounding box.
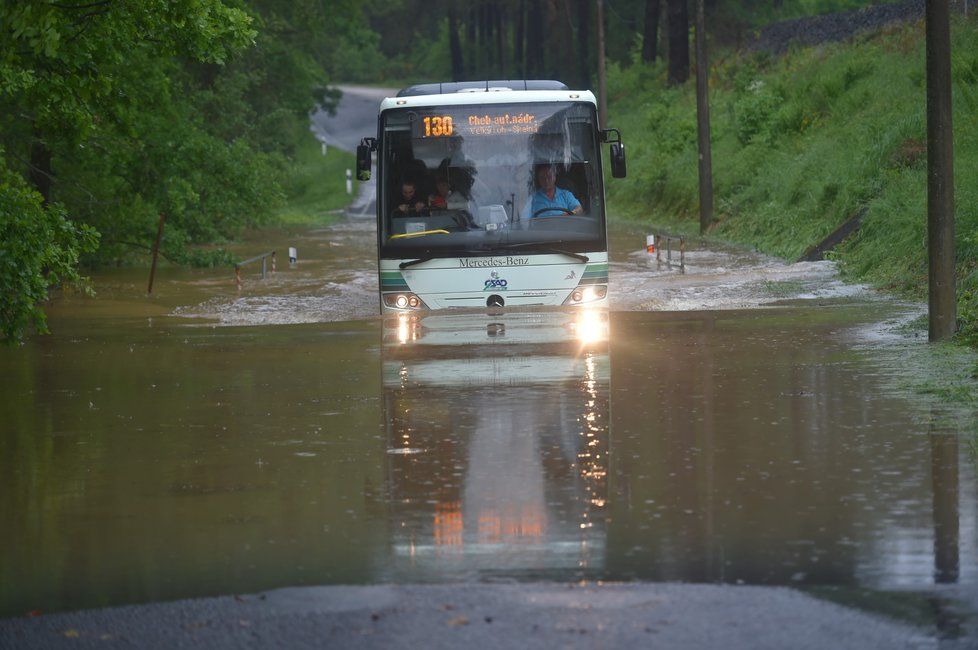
[926,0,956,341]
[695,0,714,234]
[236,266,242,291]
[147,212,166,295]
[271,251,277,273]
[596,0,608,130]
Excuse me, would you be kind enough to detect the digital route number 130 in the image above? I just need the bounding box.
[423,115,454,137]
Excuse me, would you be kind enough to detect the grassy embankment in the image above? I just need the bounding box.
[606,15,978,340]
[274,128,357,226]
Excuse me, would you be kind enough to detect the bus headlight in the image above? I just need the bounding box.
[564,284,607,305]
[384,292,428,311]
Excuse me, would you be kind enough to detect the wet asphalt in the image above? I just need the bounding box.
[0,583,941,649]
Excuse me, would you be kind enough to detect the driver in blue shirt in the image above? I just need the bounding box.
[524,164,582,219]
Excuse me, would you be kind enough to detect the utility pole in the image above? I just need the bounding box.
[694,0,714,234]
[596,0,608,129]
[926,0,955,341]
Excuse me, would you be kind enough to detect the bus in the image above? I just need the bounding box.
[357,80,626,313]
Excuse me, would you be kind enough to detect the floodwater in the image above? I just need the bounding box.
[1,216,976,641]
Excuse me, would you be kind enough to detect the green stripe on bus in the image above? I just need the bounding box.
[380,271,410,291]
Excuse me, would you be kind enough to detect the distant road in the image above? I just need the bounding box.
[310,85,395,217]
[310,85,396,153]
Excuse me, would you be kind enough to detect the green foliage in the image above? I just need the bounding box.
[0,1,257,143]
[0,0,379,339]
[0,159,97,343]
[733,78,784,145]
[607,16,978,338]
[275,131,357,226]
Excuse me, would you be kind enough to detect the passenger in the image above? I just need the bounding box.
[525,164,582,219]
[394,180,427,216]
[428,175,454,210]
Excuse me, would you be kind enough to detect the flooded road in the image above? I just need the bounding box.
[1,211,976,645]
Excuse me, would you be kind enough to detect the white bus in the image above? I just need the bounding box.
[357,80,626,313]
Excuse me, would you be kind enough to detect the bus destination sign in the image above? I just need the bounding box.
[417,111,539,138]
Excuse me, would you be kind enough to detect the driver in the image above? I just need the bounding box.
[524,163,582,219]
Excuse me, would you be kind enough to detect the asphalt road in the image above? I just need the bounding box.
[0,583,937,649]
[309,85,395,153]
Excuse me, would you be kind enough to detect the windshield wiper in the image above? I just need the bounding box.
[399,257,433,269]
[493,242,589,263]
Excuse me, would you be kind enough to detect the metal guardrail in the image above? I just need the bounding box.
[647,234,685,273]
[235,250,275,290]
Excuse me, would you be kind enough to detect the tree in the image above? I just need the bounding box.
[576,0,592,88]
[667,0,690,84]
[0,157,97,343]
[643,0,662,63]
[449,1,465,80]
[0,1,255,341]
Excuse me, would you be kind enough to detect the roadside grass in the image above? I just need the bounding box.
[606,15,978,339]
[274,129,356,227]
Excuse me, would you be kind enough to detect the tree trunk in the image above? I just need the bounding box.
[527,1,544,77]
[516,0,526,77]
[29,127,53,204]
[560,0,579,85]
[449,1,465,81]
[479,3,489,75]
[642,0,661,63]
[466,6,477,76]
[576,0,591,88]
[495,2,507,77]
[666,0,689,85]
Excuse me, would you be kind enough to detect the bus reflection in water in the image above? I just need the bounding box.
[380,310,610,579]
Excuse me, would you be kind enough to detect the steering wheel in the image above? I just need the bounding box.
[532,207,576,219]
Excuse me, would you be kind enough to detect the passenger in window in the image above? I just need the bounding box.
[394,180,427,215]
[428,175,454,210]
[525,164,582,218]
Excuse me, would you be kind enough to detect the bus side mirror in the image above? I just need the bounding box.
[610,143,626,178]
[356,144,372,181]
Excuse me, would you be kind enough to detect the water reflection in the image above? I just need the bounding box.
[378,310,610,580]
[930,418,959,585]
[605,310,973,592]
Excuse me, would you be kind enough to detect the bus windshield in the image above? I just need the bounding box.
[379,101,605,259]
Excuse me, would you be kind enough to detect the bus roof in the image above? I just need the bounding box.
[379,87,597,113]
[397,80,569,96]
[377,80,594,113]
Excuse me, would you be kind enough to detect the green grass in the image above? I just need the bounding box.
[274,130,357,226]
[606,14,978,339]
